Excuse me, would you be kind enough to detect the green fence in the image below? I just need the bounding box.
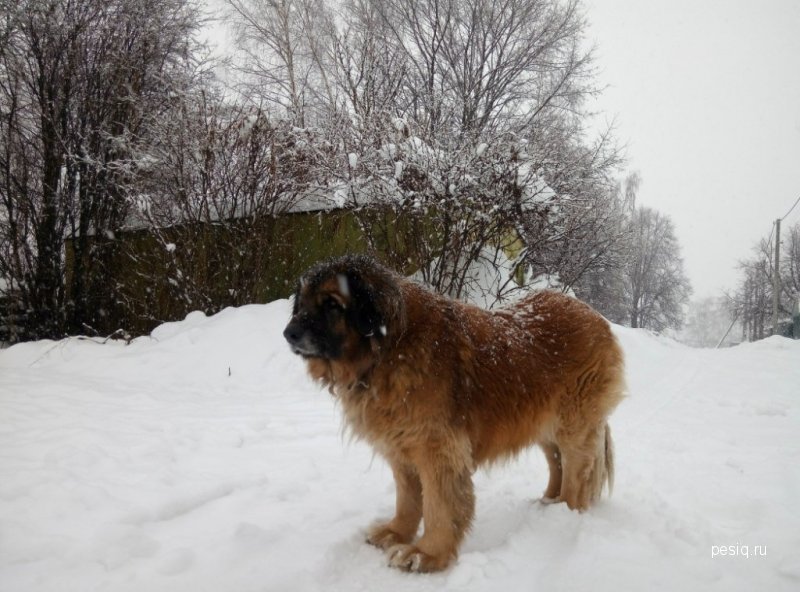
[65,209,370,337]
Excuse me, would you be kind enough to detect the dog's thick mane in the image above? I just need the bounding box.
[302,255,410,392]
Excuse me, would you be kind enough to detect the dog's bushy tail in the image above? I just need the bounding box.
[604,423,615,496]
[585,422,615,505]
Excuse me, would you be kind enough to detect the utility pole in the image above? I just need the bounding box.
[772,218,781,335]
[794,297,800,339]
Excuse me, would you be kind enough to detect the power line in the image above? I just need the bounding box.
[781,194,800,221]
[773,216,781,333]
[764,193,799,248]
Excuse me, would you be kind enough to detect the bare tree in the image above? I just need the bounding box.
[330,0,408,121]
[623,206,692,331]
[730,221,799,340]
[0,0,204,339]
[349,0,597,139]
[313,0,624,304]
[781,222,800,304]
[227,0,337,125]
[732,254,771,341]
[570,172,635,322]
[126,89,331,321]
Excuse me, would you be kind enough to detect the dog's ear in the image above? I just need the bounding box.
[291,277,304,315]
[346,263,405,341]
[347,271,383,337]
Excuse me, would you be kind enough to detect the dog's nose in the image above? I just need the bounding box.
[283,322,301,345]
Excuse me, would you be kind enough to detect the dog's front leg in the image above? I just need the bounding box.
[367,460,422,549]
[387,448,475,573]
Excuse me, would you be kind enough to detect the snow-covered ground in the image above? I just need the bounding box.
[1,300,799,592]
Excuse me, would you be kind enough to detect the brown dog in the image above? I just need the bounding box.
[284,255,624,572]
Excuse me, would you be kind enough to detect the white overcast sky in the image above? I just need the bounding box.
[583,0,800,298]
[204,0,800,299]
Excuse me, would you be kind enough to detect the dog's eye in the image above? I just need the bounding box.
[324,297,344,312]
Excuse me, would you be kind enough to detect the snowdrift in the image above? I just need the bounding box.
[1,300,799,591]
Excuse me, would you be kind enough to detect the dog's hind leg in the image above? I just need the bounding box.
[540,441,563,503]
[559,424,607,511]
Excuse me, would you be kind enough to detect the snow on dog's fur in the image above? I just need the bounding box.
[284,255,625,572]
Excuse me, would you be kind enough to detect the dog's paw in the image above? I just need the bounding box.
[540,495,562,505]
[366,524,412,550]
[387,544,451,573]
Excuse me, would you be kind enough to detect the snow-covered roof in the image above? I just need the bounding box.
[116,189,347,234]
[102,133,559,235]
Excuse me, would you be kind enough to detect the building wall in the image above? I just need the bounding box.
[65,209,369,337]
